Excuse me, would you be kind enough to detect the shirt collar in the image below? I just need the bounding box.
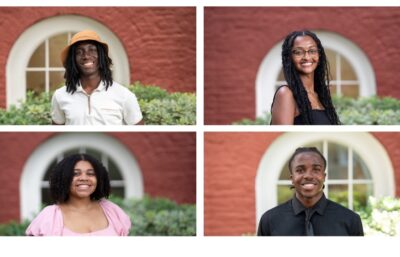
[291,193,328,216]
[77,80,106,93]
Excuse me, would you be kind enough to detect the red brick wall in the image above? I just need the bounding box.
[0,7,196,108]
[205,7,400,124]
[0,132,196,223]
[204,132,400,235]
[204,132,281,235]
[0,132,55,223]
[372,133,400,196]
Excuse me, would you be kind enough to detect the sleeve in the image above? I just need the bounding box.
[25,205,63,236]
[351,213,364,236]
[100,199,132,236]
[257,212,271,236]
[122,90,143,125]
[51,91,66,125]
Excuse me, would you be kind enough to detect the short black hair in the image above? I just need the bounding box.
[288,147,326,173]
[49,153,110,203]
[64,40,113,94]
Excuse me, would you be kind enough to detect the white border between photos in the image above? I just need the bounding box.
[0,1,400,257]
[1,237,399,256]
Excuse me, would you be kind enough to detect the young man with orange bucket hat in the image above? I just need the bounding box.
[51,30,142,125]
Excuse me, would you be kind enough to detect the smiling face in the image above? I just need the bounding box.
[291,35,319,76]
[74,41,100,78]
[290,151,326,206]
[69,160,97,200]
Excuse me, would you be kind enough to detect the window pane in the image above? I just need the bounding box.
[28,42,45,67]
[50,71,65,91]
[327,184,348,208]
[327,143,348,180]
[329,84,338,96]
[64,148,81,157]
[86,148,102,161]
[41,188,52,207]
[109,158,123,180]
[353,184,372,211]
[277,185,293,205]
[26,71,45,94]
[279,162,291,180]
[49,33,68,67]
[354,154,372,179]
[341,56,357,80]
[342,85,359,98]
[110,187,125,198]
[43,159,58,180]
[325,49,336,80]
[304,142,323,151]
[277,68,285,81]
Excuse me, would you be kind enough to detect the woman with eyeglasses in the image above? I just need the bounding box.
[270,30,340,125]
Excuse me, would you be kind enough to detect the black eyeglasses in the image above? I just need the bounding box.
[291,48,319,58]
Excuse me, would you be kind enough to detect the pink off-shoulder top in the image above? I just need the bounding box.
[25,199,131,236]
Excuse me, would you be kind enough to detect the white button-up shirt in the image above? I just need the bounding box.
[51,81,142,125]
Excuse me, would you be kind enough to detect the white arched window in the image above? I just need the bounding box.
[20,133,144,220]
[255,31,376,117]
[255,132,395,224]
[6,15,130,108]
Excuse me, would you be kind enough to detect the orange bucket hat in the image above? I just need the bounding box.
[60,30,109,67]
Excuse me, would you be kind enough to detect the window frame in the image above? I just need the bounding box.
[255,30,376,117]
[20,133,143,221]
[255,132,395,226]
[7,15,130,108]
[276,140,374,210]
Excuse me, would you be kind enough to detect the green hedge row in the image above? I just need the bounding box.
[233,96,400,125]
[0,195,196,236]
[0,82,196,125]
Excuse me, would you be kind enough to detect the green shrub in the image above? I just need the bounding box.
[129,82,196,125]
[359,196,400,236]
[333,96,400,125]
[0,82,196,125]
[139,93,196,125]
[110,195,196,236]
[233,112,271,125]
[0,91,52,125]
[0,220,30,236]
[233,96,400,125]
[0,195,196,236]
[129,81,169,102]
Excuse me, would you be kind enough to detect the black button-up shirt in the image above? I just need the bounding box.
[257,194,364,236]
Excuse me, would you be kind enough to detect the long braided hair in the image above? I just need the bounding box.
[281,30,340,124]
[64,40,113,94]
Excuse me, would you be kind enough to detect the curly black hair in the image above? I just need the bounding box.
[64,40,113,94]
[49,153,110,204]
[288,147,326,174]
[282,30,340,125]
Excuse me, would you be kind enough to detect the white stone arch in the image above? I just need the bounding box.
[255,30,377,117]
[255,132,395,224]
[20,133,143,220]
[6,14,130,108]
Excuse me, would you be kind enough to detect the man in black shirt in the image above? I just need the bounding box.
[257,147,364,236]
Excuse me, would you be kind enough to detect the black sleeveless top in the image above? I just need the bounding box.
[271,85,333,125]
[293,110,331,125]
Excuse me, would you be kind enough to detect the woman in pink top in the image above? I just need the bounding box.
[26,154,131,236]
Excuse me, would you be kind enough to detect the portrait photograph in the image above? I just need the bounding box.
[0,7,196,125]
[204,7,400,125]
[0,132,196,236]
